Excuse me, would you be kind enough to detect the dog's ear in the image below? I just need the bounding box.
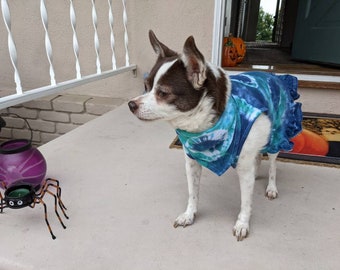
[149,30,177,58]
[182,36,206,90]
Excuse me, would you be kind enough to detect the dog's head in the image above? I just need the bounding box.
[128,30,227,129]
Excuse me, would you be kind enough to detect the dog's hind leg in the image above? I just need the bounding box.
[174,154,202,228]
[265,152,279,199]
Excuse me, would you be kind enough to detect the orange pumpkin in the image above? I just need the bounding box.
[230,35,246,63]
[222,37,238,67]
[290,129,329,156]
[222,34,246,65]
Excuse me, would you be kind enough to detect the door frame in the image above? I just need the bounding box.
[211,0,340,83]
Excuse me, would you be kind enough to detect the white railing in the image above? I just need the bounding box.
[0,0,136,110]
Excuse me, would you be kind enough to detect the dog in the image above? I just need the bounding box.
[128,30,302,241]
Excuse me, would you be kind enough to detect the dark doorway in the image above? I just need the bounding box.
[227,0,298,46]
[226,0,298,63]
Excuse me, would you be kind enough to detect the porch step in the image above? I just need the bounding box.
[298,80,340,90]
[224,65,340,90]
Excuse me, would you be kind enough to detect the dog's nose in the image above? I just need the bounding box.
[128,101,138,113]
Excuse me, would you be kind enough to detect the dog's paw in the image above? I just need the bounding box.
[232,220,249,241]
[173,212,196,228]
[266,185,278,200]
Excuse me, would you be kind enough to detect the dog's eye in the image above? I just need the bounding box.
[157,89,169,98]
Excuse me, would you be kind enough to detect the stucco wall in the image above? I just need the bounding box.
[128,0,215,78]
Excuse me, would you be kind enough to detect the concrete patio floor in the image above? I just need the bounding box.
[1,103,340,270]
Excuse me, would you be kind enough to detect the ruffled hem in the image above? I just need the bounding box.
[265,74,302,154]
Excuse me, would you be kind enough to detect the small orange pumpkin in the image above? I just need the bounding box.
[232,36,246,63]
[290,129,329,156]
[222,37,238,67]
[222,34,246,65]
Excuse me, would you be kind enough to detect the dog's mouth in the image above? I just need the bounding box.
[128,100,165,122]
[136,117,159,122]
[136,113,165,122]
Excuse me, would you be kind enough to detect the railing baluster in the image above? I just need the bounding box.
[122,0,129,66]
[108,0,117,70]
[91,0,101,74]
[1,0,22,94]
[40,0,56,85]
[70,0,81,79]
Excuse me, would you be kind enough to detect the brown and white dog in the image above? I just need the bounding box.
[128,30,300,241]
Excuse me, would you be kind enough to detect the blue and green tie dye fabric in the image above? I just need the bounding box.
[176,72,302,176]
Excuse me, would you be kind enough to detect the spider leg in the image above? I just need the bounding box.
[47,183,68,214]
[50,185,68,219]
[46,190,67,229]
[0,183,8,212]
[35,181,48,197]
[0,192,4,213]
[46,178,67,211]
[35,198,56,240]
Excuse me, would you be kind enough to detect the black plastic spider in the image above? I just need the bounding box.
[0,178,69,239]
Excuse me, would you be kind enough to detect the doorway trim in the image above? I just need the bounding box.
[211,0,226,66]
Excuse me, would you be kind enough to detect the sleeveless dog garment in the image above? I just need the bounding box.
[176,72,302,176]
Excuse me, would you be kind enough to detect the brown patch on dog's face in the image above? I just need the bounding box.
[144,55,178,92]
[156,60,204,112]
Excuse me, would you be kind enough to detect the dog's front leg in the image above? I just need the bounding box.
[233,158,256,241]
[174,154,202,228]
